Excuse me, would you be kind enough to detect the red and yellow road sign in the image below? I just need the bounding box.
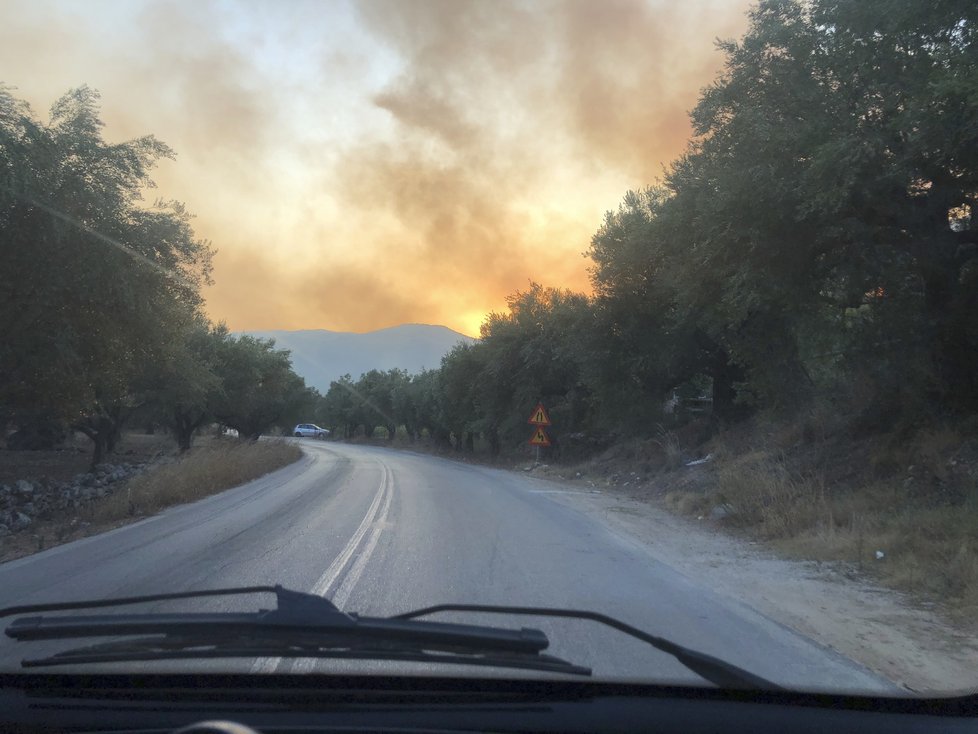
[527,403,551,426]
[528,426,552,447]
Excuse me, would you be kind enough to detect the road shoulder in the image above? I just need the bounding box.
[522,475,978,694]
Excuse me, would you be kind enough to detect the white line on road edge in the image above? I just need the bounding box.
[250,460,394,674]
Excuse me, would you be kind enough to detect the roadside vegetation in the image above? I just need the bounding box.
[1,83,317,552]
[319,1,978,462]
[90,437,301,523]
[660,419,978,622]
[0,85,319,468]
[0,434,301,563]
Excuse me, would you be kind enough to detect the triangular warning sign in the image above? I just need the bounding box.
[527,402,552,426]
[528,427,552,447]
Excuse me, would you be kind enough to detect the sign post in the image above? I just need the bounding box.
[527,403,552,464]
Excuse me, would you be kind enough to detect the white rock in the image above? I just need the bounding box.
[710,504,733,521]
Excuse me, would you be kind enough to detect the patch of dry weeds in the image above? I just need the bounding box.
[1,438,302,563]
[92,439,301,522]
[682,436,978,624]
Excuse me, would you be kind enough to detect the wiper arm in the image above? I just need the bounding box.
[394,604,782,691]
[2,586,584,676]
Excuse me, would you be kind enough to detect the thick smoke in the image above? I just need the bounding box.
[0,0,750,335]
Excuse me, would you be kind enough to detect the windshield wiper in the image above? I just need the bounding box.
[395,603,782,691]
[1,586,583,676]
[0,585,779,689]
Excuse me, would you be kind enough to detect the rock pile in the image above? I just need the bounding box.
[0,462,147,537]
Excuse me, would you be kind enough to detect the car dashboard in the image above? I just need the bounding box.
[0,672,974,733]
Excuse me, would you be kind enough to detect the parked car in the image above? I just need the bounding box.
[293,423,329,439]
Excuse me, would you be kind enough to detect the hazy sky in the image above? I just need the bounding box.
[1,0,751,336]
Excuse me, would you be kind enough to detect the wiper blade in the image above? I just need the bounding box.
[1,585,781,689]
[2,586,584,677]
[17,632,589,676]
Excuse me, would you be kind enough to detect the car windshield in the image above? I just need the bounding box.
[1,0,977,697]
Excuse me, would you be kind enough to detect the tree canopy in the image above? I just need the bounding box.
[5,0,977,464]
[325,0,978,456]
[0,86,311,462]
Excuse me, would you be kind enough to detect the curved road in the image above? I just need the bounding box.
[0,441,891,691]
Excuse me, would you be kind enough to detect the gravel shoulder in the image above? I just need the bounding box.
[533,474,978,694]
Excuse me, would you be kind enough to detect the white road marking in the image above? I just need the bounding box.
[528,489,600,495]
[329,467,393,609]
[251,460,394,674]
[308,463,390,598]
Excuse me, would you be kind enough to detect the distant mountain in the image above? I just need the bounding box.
[240,324,476,392]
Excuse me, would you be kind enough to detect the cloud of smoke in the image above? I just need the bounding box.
[0,0,751,336]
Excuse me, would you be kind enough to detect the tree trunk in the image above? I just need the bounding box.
[90,431,107,469]
[711,354,749,423]
[918,243,978,412]
[433,428,452,450]
[105,424,121,454]
[75,412,115,471]
[175,413,193,453]
[487,427,500,458]
[173,409,208,453]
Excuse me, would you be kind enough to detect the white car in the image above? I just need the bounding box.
[293,423,329,439]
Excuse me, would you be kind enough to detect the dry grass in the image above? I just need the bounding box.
[782,485,978,614]
[653,426,684,471]
[0,438,302,563]
[91,438,302,523]
[667,434,978,622]
[713,451,830,539]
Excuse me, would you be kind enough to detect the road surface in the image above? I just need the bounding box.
[0,441,892,691]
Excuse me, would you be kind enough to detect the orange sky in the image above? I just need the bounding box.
[0,0,752,337]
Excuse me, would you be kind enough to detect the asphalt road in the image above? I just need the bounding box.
[0,441,893,691]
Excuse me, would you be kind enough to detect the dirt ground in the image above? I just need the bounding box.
[0,433,298,564]
[536,467,978,695]
[0,432,177,563]
[0,432,175,486]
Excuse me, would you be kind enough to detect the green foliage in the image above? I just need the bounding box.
[586,0,978,427]
[210,334,314,440]
[329,0,978,457]
[135,320,224,452]
[319,369,411,441]
[0,86,309,463]
[315,285,602,457]
[0,86,215,464]
[668,0,978,420]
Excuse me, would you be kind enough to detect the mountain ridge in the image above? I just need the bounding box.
[240,324,476,393]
